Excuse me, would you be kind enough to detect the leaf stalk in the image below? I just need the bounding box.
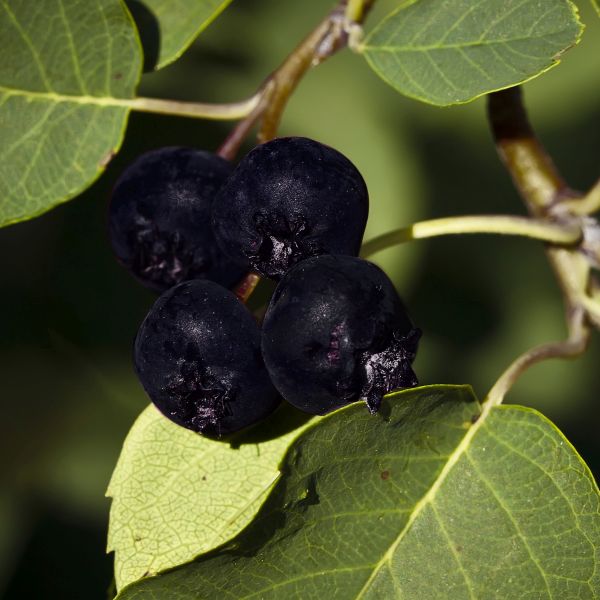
[360,215,581,258]
[562,178,600,216]
[126,0,376,139]
[127,92,263,120]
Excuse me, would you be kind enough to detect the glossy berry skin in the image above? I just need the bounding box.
[261,255,420,415]
[109,147,248,293]
[134,280,280,436]
[212,137,368,280]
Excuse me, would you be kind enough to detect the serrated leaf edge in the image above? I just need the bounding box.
[358,0,585,106]
[105,402,316,589]
[354,398,599,597]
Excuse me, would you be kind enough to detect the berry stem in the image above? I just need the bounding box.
[360,215,582,257]
[257,0,369,143]
[234,273,261,304]
[217,83,275,160]
[257,13,342,142]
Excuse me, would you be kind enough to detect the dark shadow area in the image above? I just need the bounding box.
[191,470,318,562]
[4,502,112,600]
[0,107,232,595]
[228,401,313,448]
[126,0,161,72]
[246,278,276,314]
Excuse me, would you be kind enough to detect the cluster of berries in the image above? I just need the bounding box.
[109,137,420,437]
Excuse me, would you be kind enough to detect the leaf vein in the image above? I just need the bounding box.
[364,31,575,53]
[430,503,477,599]
[477,0,532,42]
[465,453,554,597]
[0,0,53,92]
[437,0,488,45]
[56,0,88,95]
[483,423,599,571]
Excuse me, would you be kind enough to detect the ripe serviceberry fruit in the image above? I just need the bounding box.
[212,137,368,280]
[109,147,248,292]
[134,280,280,436]
[261,255,420,415]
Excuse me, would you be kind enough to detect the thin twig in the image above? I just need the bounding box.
[345,0,376,22]
[257,3,350,142]
[234,273,261,304]
[562,178,600,216]
[217,83,275,160]
[128,1,375,151]
[224,0,376,148]
[486,305,589,407]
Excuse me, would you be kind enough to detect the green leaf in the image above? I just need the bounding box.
[361,0,584,106]
[107,403,313,592]
[126,0,234,70]
[0,0,142,227]
[592,0,600,16]
[117,385,600,599]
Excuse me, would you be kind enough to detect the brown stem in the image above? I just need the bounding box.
[486,86,599,404]
[234,273,261,304]
[217,0,376,161]
[487,88,569,215]
[217,83,275,160]
[258,4,349,142]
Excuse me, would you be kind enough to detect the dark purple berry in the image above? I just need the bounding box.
[134,280,280,436]
[109,147,248,292]
[261,255,420,415]
[212,137,369,280]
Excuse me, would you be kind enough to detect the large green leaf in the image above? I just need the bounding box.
[361,0,583,106]
[0,0,142,227]
[107,403,313,591]
[127,0,234,70]
[117,385,600,599]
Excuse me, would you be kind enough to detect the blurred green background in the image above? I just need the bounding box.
[0,1,598,597]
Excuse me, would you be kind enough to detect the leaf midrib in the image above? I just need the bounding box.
[362,30,572,54]
[0,85,133,107]
[353,402,489,599]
